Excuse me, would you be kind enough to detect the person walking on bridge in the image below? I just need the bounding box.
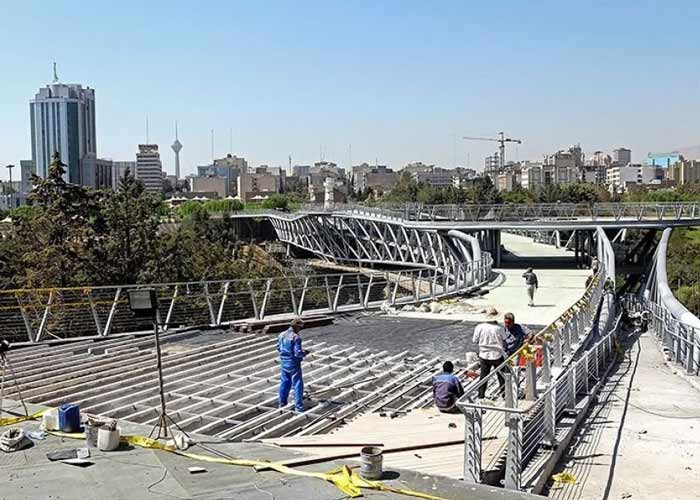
[277,318,309,413]
[472,319,507,400]
[522,268,539,307]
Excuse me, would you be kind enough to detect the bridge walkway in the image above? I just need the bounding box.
[396,232,590,326]
[546,330,700,499]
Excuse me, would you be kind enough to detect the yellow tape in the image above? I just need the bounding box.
[35,427,451,499]
[552,471,577,484]
[0,410,45,427]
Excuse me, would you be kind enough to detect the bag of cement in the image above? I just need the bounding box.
[0,428,32,453]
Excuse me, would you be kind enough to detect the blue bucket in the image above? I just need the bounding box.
[58,403,81,433]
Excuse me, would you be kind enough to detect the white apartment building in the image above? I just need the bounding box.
[606,165,656,193]
[135,145,163,193]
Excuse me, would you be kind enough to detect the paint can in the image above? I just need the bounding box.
[97,427,120,451]
[42,409,59,431]
[359,446,383,480]
[84,424,99,448]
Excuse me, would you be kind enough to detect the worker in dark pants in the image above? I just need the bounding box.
[522,268,539,307]
[277,318,308,412]
[432,361,465,413]
[472,319,507,400]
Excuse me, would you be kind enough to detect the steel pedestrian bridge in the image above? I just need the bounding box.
[2,202,699,496]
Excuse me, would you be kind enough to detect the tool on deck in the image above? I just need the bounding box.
[0,339,29,420]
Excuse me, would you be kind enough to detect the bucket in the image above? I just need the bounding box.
[42,409,59,431]
[85,424,99,448]
[58,403,81,433]
[97,427,120,451]
[360,446,383,480]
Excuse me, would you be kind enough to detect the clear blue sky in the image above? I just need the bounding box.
[2,1,699,179]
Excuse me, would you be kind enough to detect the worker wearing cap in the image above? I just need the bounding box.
[277,318,308,412]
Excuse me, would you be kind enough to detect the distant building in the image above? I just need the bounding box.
[646,152,683,168]
[667,159,700,185]
[197,154,248,195]
[20,160,36,198]
[606,164,658,193]
[30,79,96,185]
[135,145,163,193]
[543,151,577,185]
[612,148,632,166]
[80,156,113,189]
[292,165,311,178]
[311,161,345,178]
[496,171,520,192]
[520,162,543,190]
[352,163,398,194]
[403,162,434,175]
[112,161,135,189]
[452,168,477,188]
[237,169,280,202]
[189,175,229,198]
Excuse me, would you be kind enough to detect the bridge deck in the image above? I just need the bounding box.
[396,233,591,326]
[547,330,700,499]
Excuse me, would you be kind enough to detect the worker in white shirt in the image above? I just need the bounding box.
[472,319,508,399]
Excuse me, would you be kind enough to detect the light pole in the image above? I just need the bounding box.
[5,165,14,209]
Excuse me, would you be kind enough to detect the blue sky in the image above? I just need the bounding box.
[2,1,699,179]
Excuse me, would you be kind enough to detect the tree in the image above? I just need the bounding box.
[13,152,101,288]
[262,194,290,210]
[91,170,162,285]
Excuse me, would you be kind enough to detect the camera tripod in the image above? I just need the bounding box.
[0,351,29,419]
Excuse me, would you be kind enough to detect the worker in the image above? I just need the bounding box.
[277,318,308,412]
[431,361,464,413]
[503,312,531,357]
[522,267,539,307]
[472,319,507,400]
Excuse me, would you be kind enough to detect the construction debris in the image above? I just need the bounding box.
[0,428,32,453]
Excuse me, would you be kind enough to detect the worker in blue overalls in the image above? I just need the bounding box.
[277,318,309,412]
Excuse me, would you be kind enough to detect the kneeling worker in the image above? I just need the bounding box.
[432,361,465,413]
[278,318,308,412]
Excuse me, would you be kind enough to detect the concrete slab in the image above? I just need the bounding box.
[546,331,700,499]
[0,403,546,500]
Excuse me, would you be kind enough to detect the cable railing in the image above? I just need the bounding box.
[456,227,619,492]
[1,255,493,344]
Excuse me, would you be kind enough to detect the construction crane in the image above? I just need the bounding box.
[462,132,522,175]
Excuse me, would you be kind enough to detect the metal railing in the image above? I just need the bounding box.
[1,255,493,344]
[456,227,618,492]
[624,295,700,376]
[212,202,700,225]
[636,227,700,376]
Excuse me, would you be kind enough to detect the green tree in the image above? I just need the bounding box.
[92,170,162,285]
[13,152,100,288]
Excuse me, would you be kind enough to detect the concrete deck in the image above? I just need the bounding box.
[0,403,546,500]
[396,233,591,326]
[546,331,700,499]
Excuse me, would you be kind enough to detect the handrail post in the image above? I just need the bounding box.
[524,356,537,401]
[566,362,577,411]
[463,406,483,484]
[687,328,695,375]
[504,372,522,491]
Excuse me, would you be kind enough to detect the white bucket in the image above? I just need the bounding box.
[42,409,59,431]
[97,427,120,451]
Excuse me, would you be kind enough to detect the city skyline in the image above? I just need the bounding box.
[2,1,700,180]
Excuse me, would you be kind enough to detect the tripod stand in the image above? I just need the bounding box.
[147,320,189,442]
[0,351,29,419]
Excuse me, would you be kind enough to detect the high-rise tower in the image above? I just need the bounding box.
[29,64,96,184]
[171,122,182,180]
